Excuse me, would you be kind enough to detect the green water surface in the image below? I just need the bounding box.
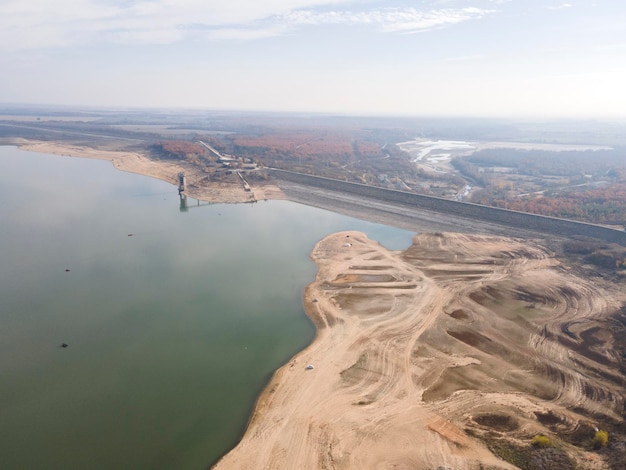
[0,146,413,469]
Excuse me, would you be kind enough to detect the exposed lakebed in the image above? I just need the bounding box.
[0,145,412,469]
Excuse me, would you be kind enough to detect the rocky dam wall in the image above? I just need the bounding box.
[269,169,626,246]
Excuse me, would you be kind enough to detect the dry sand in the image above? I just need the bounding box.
[13,140,284,203]
[9,139,625,467]
[214,231,625,469]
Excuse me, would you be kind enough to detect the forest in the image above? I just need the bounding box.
[151,141,206,160]
[453,148,626,226]
[198,127,424,190]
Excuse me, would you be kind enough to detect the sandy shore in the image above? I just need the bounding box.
[8,139,624,467]
[11,140,284,204]
[214,231,624,469]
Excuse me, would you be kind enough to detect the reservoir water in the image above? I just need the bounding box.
[0,146,413,469]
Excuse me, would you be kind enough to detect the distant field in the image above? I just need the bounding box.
[0,115,101,122]
[111,124,234,135]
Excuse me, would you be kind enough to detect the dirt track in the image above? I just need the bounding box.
[214,231,625,469]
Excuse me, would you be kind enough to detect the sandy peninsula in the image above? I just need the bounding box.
[8,140,625,467]
[214,231,625,469]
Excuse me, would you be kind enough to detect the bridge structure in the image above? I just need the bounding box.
[197,140,222,159]
[197,140,236,163]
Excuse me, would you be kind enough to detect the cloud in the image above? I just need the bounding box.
[205,25,291,41]
[548,3,573,10]
[285,7,493,34]
[0,0,493,50]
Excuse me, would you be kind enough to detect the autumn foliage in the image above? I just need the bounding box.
[460,148,626,225]
[199,128,419,188]
[472,182,626,225]
[224,130,385,164]
[592,430,609,449]
[153,141,205,160]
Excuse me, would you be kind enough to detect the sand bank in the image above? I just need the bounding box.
[8,139,623,467]
[214,231,624,469]
[11,140,284,204]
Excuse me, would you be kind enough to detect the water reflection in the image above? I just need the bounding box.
[179,193,188,212]
[179,193,216,213]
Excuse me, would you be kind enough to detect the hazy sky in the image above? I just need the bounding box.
[1,0,625,117]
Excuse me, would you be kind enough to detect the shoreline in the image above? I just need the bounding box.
[7,139,624,468]
[213,230,624,469]
[6,139,285,204]
[212,231,509,469]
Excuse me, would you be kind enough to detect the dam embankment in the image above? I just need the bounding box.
[268,168,626,246]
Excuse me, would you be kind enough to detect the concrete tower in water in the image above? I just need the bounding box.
[178,172,186,194]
